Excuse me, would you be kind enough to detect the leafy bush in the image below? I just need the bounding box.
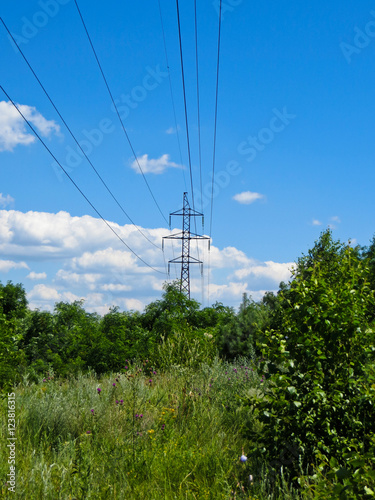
[248,231,375,490]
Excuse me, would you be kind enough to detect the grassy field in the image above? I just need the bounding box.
[0,358,308,499]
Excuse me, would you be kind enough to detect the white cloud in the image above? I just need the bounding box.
[0,209,294,313]
[209,246,253,269]
[330,216,341,223]
[29,284,60,301]
[101,283,132,292]
[233,191,265,205]
[0,193,14,208]
[0,101,60,152]
[312,219,322,226]
[131,154,183,175]
[0,259,28,272]
[26,271,47,280]
[234,261,294,284]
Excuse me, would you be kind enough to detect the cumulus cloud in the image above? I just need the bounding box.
[234,261,294,285]
[312,219,322,226]
[0,193,14,208]
[26,271,47,280]
[131,154,183,175]
[0,210,162,261]
[0,259,28,272]
[0,209,294,313]
[233,191,265,205]
[28,284,61,302]
[0,101,60,152]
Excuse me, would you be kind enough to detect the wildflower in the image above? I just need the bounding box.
[120,399,124,405]
[43,378,47,382]
[86,431,91,434]
[91,409,95,414]
[161,424,165,430]
[240,454,247,463]
[153,371,157,375]
[135,414,139,418]
[149,379,152,384]
[115,400,119,405]
[97,387,101,394]
[140,414,143,418]
[249,475,253,482]
[125,366,128,370]
[147,429,154,434]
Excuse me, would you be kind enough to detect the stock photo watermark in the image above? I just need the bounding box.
[340,10,375,64]
[237,107,296,162]
[7,0,72,52]
[52,65,168,182]
[6,392,16,493]
[212,0,243,18]
[195,106,296,210]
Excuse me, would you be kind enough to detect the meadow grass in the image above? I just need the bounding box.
[0,358,305,499]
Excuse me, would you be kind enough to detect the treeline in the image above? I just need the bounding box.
[1,229,375,391]
[0,272,269,389]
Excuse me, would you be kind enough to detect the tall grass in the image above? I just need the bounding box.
[0,359,304,499]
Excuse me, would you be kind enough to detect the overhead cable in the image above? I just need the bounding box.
[0,17,161,251]
[73,0,168,225]
[0,85,166,275]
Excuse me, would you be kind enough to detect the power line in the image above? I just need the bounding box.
[194,0,203,213]
[209,0,222,238]
[208,0,222,305]
[175,0,195,211]
[0,17,161,252]
[0,85,165,276]
[194,0,205,305]
[157,0,187,193]
[73,0,168,225]
[157,0,186,280]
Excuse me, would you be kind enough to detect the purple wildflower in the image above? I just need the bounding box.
[97,387,101,394]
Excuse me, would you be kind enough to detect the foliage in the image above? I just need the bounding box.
[217,293,269,360]
[0,282,28,390]
[0,361,286,499]
[248,230,375,493]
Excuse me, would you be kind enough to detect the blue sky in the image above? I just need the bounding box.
[1,0,375,313]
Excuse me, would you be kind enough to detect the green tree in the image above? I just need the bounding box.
[249,231,375,487]
[0,281,28,390]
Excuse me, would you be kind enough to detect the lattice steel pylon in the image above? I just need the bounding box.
[163,192,210,298]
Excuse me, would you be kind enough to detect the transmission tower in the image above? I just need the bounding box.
[163,192,210,298]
